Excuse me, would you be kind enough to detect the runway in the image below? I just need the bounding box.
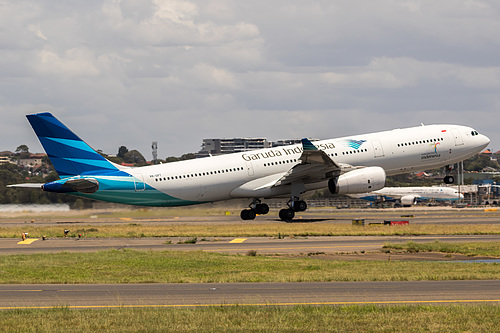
[1,281,499,309]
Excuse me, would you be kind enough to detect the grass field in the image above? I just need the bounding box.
[1,304,499,332]
[1,247,499,284]
[384,241,500,257]
[1,207,499,331]
[2,223,500,238]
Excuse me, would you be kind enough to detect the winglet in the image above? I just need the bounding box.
[301,138,318,151]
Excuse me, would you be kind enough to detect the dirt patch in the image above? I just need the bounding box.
[302,251,498,262]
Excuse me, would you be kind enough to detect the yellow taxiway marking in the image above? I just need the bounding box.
[17,239,39,245]
[1,299,498,310]
[229,238,247,243]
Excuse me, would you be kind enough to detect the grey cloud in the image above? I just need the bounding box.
[0,0,498,158]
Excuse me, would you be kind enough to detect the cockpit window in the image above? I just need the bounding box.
[471,130,479,136]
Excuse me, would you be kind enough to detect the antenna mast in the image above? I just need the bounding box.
[152,141,158,165]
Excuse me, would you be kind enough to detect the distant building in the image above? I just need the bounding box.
[17,153,46,169]
[197,137,319,157]
[491,150,500,162]
[0,156,12,165]
[271,139,302,147]
[18,158,43,168]
[197,138,270,157]
[271,139,318,147]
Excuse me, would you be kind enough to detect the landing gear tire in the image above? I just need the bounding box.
[279,208,295,221]
[444,175,455,184]
[293,200,307,212]
[240,209,256,220]
[255,203,269,215]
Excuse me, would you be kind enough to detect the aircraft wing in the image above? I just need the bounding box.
[272,138,343,187]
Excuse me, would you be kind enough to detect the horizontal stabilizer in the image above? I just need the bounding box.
[7,183,44,189]
[43,178,99,194]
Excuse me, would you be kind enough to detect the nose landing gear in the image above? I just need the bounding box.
[443,165,455,184]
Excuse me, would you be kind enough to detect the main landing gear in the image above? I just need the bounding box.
[443,165,455,184]
[240,199,269,220]
[278,198,307,222]
[239,198,308,222]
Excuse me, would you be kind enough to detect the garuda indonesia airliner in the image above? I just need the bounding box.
[9,113,489,221]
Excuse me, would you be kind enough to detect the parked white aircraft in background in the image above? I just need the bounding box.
[349,186,464,207]
[8,113,490,221]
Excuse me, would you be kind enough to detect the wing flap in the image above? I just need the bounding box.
[272,138,342,187]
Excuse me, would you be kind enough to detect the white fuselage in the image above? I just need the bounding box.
[124,124,489,204]
[351,186,464,202]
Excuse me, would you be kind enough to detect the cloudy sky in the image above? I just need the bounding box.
[1,0,498,159]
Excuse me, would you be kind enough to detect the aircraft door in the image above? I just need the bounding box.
[133,174,145,191]
[245,161,254,176]
[371,140,385,158]
[451,129,464,146]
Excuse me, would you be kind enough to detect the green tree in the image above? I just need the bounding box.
[123,150,146,165]
[464,154,499,172]
[15,145,31,159]
[180,153,196,160]
[117,146,128,158]
[15,145,29,154]
[164,154,196,163]
[165,156,180,163]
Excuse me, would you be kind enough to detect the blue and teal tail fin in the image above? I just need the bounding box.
[27,112,120,178]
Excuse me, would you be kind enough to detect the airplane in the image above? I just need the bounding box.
[349,186,464,207]
[8,112,490,221]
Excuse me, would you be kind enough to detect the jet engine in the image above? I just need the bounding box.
[400,195,418,206]
[328,166,386,195]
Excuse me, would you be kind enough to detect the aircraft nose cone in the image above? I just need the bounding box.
[479,134,490,149]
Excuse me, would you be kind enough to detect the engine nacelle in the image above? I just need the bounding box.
[328,166,386,195]
[400,195,417,206]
